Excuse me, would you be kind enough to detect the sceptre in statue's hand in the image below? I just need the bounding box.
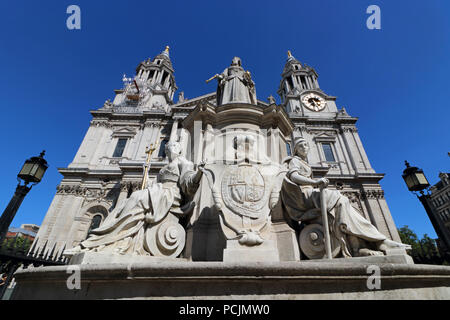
[141,141,159,190]
[205,74,220,83]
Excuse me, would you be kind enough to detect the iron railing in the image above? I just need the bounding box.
[0,235,68,299]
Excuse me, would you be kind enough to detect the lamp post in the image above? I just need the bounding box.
[402,160,450,257]
[0,151,48,241]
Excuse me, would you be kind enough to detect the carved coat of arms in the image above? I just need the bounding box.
[221,164,269,219]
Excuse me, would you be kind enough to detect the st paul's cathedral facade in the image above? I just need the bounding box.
[31,47,402,261]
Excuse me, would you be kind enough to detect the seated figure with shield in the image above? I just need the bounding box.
[280,137,410,259]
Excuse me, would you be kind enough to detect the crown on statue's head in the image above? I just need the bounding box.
[293,136,306,147]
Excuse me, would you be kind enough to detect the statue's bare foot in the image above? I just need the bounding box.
[378,239,412,252]
[357,248,384,257]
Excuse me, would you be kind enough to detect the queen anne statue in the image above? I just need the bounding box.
[207,57,257,105]
[65,141,204,258]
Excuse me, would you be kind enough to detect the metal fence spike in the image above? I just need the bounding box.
[38,240,48,259]
[57,244,67,262]
[48,242,57,260]
[28,238,38,257]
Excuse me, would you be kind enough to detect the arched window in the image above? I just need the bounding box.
[83,205,108,239]
[87,214,103,235]
[158,139,169,158]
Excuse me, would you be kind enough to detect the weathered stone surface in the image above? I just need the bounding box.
[69,251,188,265]
[34,51,403,259]
[12,261,450,300]
[281,137,411,260]
[222,240,279,263]
[300,254,414,265]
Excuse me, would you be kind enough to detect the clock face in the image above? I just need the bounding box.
[301,93,327,111]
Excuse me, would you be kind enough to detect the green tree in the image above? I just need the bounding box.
[398,225,421,254]
[419,234,439,259]
[1,236,32,252]
[397,226,447,265]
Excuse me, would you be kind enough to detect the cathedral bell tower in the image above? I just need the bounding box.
[278,51,334,116]
[118,46,178,111]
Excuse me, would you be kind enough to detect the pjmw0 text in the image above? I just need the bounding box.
[223,305,270,316]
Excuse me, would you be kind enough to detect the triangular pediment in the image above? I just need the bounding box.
[315,131,335,137]
[114,127,136,133]
[112,127,137,138]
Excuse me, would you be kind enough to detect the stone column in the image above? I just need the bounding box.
[336,133,354,175]
[123,130,139,160]
[132,125,146,160]
[163,74,171,89]
[170,118,179,142]
[306,76,313,89]
[269,127,280,163]
[352,130,375,173]
[358,193,373,221]
[376,196,402,242]
[70,122,103,167]
[284,79,290,93]
[141,70,148,80]
[203,123,214,162]
[193,120,203,164]
[291,75,298,89]
[91,125,112,164]
[361,189,397,241]
[340,126,360,173]
[151,71,159,85]
[155,70,163,84]
[179,127,189,158]
[150,123,162,160]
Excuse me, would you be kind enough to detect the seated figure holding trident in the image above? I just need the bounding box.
[64,141,205,258]
[280,137,411,259]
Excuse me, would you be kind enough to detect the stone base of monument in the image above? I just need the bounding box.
[302,254,414,265]
[68,251,189,265]
[11,260,450,300]
[222,240,280,263]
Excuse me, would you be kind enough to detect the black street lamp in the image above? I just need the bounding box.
[402,161,430,193]
[0,151,48,240]
[402,160,450,257]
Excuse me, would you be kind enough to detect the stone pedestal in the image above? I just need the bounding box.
[69,251,188,265]
[301,254,414,265]
[11,261,450,300]
[272,222,301,261]
[223,240,279,263]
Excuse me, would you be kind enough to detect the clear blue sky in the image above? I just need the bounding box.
[0,0,448,239]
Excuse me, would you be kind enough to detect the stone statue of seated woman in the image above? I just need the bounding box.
[64,141,204,259]
[280,137,411,259]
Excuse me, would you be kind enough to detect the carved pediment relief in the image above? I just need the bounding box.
[314,131,336,137]
[111,127,137,138]
[310,130,338,142]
